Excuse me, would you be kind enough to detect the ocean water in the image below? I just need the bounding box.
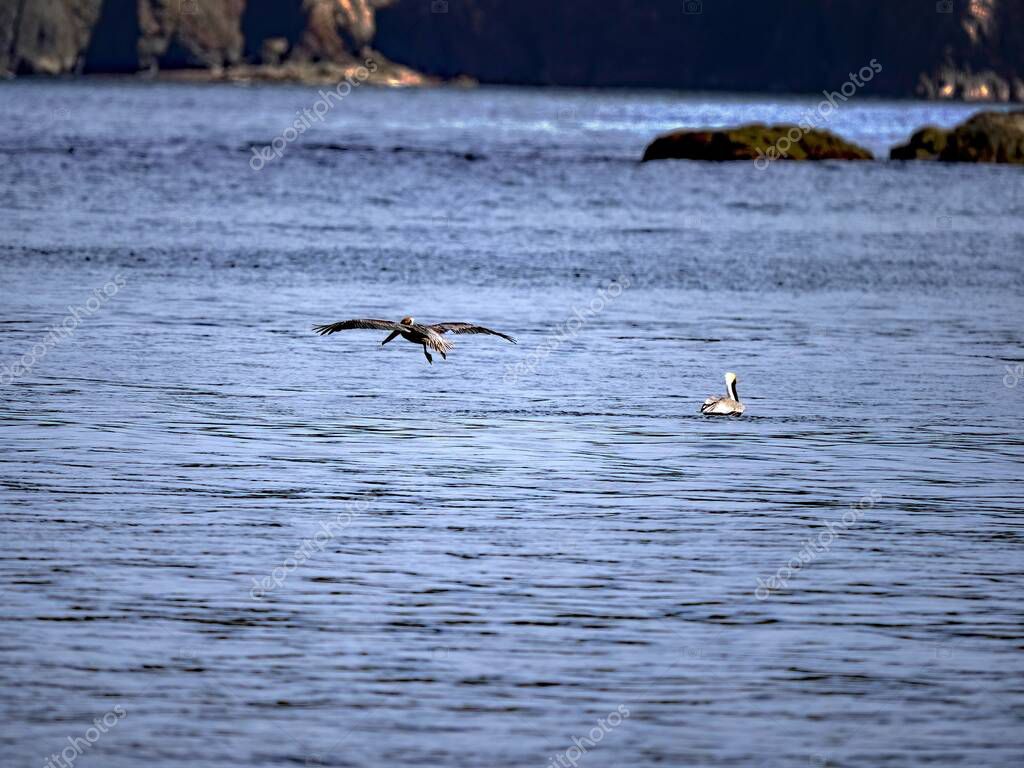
[0,82,1023,768]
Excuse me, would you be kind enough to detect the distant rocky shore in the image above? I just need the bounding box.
[0,0,428,87]
[153,59,432,88]
[2,0,1022,102]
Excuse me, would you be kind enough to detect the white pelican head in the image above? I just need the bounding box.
[725,371,739,400]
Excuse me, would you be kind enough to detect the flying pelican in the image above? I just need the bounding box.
[312,316,516,364]
[700,372,745,416]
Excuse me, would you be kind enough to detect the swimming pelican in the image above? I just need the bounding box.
[700,372,745,416]
[312,316,516,364]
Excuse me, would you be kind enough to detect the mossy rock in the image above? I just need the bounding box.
[890,110,1024,164]
[890,126,948,160]
[942,110,1024,164]
[641,123,873,163]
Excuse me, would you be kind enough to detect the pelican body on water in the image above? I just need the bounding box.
[701,372,745,416]
[313,316,516,364]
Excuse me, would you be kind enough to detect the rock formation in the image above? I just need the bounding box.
[372,0,1024,101]
[136,0,245,71]
[1,0,103,75]
[642,125,873,164]
[891,110,1024,163]
[890,127,951,161]
[2,0,423,84]
[1,0,1022,100]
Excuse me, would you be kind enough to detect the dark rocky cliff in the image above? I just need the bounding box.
[374,0,1024,100]
[2,0,1022,100]
[1,0,415,82]
[2,0,103,75]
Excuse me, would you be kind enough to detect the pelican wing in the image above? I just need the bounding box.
[420,328,454,354]
[700,396,721,414]
[700,396,744,416]
[429,322,517,344]
[312,319,403,336]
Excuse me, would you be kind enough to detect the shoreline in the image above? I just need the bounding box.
[0,68,1018,105]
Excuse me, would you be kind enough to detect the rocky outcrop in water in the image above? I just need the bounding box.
[890,110,1024,164]
[642,125,873,164]
[889,127,950,161]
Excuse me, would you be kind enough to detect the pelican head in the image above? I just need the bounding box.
[725,371,739,401]
[400,316,414,325]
